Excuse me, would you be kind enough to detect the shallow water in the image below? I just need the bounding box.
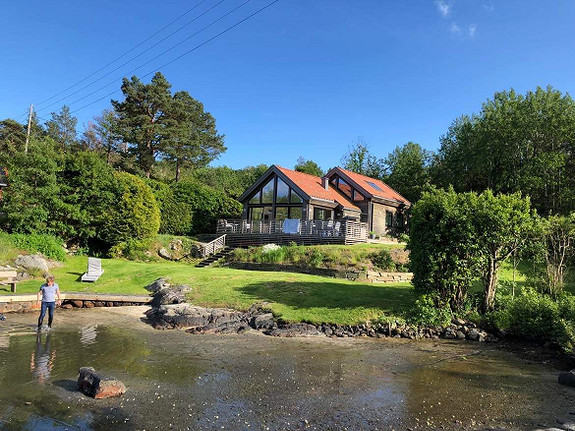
[1,307,574,430]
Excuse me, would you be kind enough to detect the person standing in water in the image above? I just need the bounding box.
[36,276,61,330]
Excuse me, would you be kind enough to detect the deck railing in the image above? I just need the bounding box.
[216,219,368,243]
[198,234,226,258]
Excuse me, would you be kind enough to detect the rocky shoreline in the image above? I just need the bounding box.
[144,279,498,342]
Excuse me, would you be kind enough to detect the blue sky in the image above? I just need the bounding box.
[2,0,574,170]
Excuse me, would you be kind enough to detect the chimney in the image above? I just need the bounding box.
[322,177,329,190]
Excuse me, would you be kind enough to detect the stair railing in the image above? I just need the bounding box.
[199,234,226,258]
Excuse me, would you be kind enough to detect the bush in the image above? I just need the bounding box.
[488,288,575,353]
[369,249,395,271]
[407,293,453,327]
[147,179,193,236]
[109,238,156,261]
[9,233,66,261]
[99,172,161,246]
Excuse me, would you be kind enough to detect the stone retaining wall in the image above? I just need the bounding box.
[227,262,412,283]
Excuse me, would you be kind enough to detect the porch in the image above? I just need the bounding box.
[216,219,368,247]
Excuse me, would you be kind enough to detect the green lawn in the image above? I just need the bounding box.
[2,255,415,325]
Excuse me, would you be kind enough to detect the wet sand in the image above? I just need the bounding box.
[1,306,574,430]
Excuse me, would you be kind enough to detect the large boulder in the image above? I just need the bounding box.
[145,278,171,293]
[146,303,248,332]
[150,284,192,308]
[266,323,322,337]
[78,367,126,399]
[14,255,50,274]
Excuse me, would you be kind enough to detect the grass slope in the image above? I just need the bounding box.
[3,255,414,325]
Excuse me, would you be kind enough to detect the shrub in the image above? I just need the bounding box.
[9,233,66,261]
[147,179,193,236]
[109,237,157,261]
[99,172,161,246]
[488,288,575,353]
[407,293,453,327]
[369,249,395,271]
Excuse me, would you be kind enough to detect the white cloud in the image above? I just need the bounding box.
[469,24,477,37]
[435,0,452,18]
[450,22,461,33]
[483,3,494,12]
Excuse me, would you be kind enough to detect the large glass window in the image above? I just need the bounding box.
[386,210,393,227]
[261,179,274,204]
[314,207,331,221]
[249,207,263,220]
[353,190,365,201]
[262,206,273,221]
[275,207,288,221]
[289,207,302,219]
[337,178,352,198]
[276,178,290,203]
[290,189,303,203]
[249,191,261,204]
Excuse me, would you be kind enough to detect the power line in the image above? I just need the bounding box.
[43,0,253,116]
[33,0,212,109]
[70,0,281,115]
[35,0,230,115]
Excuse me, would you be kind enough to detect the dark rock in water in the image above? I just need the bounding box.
[145,278,171,293]
[559,370,575,387]
[150,285,191,308]
[265,323,322,337]
[78,367,126,399]
[146,303,247,333]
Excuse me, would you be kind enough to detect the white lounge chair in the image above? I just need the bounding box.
[81,257,104,282]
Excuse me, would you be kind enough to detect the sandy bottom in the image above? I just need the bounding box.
[1,307,574,430]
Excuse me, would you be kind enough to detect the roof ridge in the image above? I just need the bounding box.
[275,165,323,180]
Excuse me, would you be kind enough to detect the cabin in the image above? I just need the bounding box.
[216,165,410,248]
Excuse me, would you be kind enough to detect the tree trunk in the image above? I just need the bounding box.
[175,157,181,183]
[483,257,499,311]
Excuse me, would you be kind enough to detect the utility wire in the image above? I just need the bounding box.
[46,0,252,115]
[35,0,229,115]
[70,0,281,115]
[33,0,212,108]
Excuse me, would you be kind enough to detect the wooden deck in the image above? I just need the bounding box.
[217,219,368,247]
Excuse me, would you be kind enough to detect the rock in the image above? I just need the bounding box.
[559,370,575,387]
[14,254,50,274]
[251,313,275,329]
[266,323,322,337]
[71,300,84,308]
[146,303,247,332]
[94,301,104,307]
[456,331,466,340]
[78,367,126,399]
[158,247,174,261]
[145,278,171,293]
[84,301,94,308]
[61,303,73,309]
[150,285,191,308]
[453,317,466,326]
[443,327,457,339]
[261,244,280,253]
[467,328,480,341]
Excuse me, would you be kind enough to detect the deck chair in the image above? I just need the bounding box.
[81,257,104,282]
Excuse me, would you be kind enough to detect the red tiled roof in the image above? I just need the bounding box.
[276,166,360,211]
[336,167,411,205]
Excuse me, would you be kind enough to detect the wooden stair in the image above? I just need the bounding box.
[196,246,234,268]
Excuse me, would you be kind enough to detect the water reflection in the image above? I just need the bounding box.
[30,332,55,383]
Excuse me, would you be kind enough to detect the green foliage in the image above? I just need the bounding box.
[172,180,241,234]
[341,137,385,179]
[112,72,225,180]
[100,172,160,246]
[109,237,156,261]
[409,187,537,311]
[45,105,78,149]
[189,164,269,199]
[369,249,395,271]
[146,179,193,235]
[432,86,575,215]
[407,293,453,327]
[488,288,575,353]
[408,187,480,309]
[294,157,324,177]
[383,142,431,203]
[9,233,66,261]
